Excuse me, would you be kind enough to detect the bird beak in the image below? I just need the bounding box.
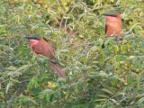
[102,13,107,16]
[102,13,116,16]
[102,10,117,16]
[102,12,111,16]
[24,35,30,39]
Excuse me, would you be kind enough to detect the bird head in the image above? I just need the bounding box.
[103,10,117,17]
[25,34,41,40]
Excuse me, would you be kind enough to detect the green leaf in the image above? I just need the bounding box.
[137,97,144,106]
[45,94,51,102]
[20,96,38,105]
[0,25,6,35]
[6,83,12,94]
[101,89,114,96]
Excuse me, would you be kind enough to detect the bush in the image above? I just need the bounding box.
[0,0,143,107]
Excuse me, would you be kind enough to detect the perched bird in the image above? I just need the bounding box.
[103,10,122,37]
[26,34,66,77]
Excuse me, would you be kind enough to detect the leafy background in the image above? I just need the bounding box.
[0,0,144,108]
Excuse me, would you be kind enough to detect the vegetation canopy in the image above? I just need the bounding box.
[0,0,143,107]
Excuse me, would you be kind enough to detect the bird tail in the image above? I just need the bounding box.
[50,62,66,77]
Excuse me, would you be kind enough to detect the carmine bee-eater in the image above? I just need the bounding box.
[103,10,122,36]
[26,34,66,77]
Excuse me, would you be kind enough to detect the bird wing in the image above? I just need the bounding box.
[32,42,59,62]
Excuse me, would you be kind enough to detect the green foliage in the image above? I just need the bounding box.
[0,0,144,108]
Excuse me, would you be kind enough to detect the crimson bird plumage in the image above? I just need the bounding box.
[26,34,66,77]
[103,10,122,36]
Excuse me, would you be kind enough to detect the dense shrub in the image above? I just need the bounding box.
[0,0,143,107]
